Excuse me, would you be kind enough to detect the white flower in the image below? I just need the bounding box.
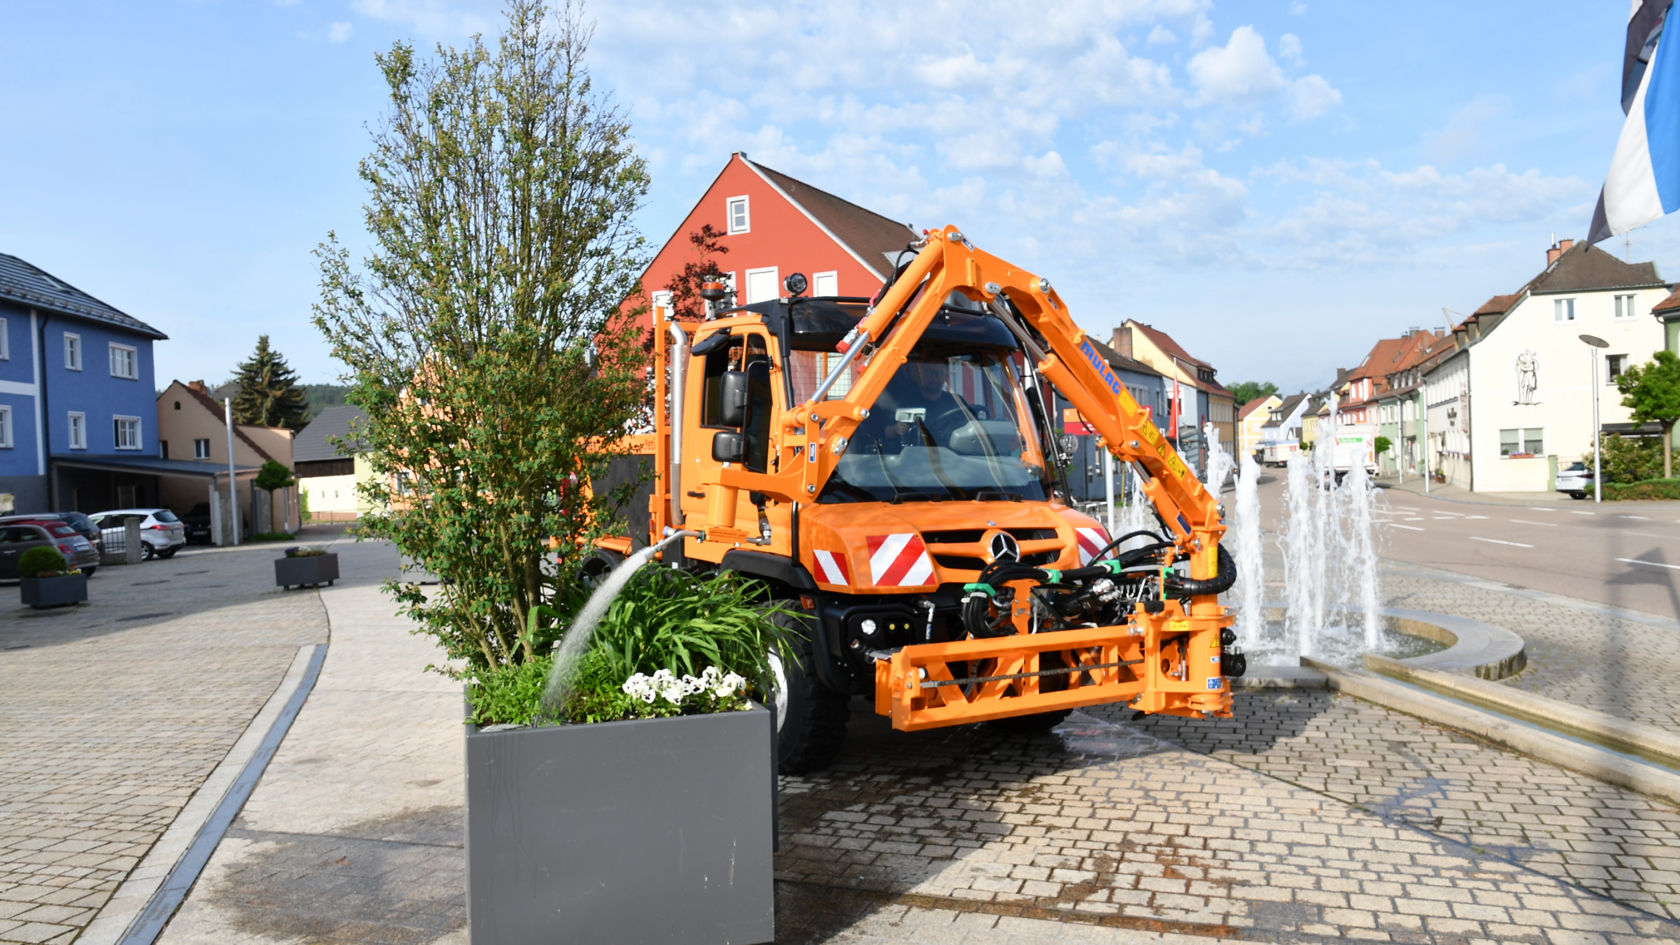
[716,672,746,699]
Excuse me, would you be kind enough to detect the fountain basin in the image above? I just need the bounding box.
[1237,604,1526,688]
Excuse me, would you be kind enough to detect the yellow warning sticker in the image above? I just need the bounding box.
[1168,620,1189,634]
[1167,455,1188,479]
[1137,420,1161,445]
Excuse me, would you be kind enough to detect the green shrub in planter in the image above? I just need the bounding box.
[1600,478,1680,500]
[19,546,70,578]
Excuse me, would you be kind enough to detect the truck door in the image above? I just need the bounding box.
[682,328,787,551]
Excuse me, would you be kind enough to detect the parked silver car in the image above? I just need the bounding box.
[90,508,187,559]
[1556,461,1595,500]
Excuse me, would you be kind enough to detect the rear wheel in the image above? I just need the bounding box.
[141,543,155,561]
[82,567,96,579]
[765,607,849,775]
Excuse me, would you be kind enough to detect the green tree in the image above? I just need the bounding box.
[1228,380,1279,406]
[1374,435,1392,457]
[313,0,650,674]
[1615,349,1680,479]
[230,336,310,430]
[255,459,297,534]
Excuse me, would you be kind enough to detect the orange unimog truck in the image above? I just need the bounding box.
[612,225,1241,773]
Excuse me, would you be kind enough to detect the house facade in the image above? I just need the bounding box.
[1055,337,1166,502]
[155,380,299,539]
[294,404,375,523]
[634,152,916,331]
[1237,394,1281,462]
[1110,320,1235,472]
[0,253,169,514]
[1259,392,1310,465]
[1655,287,1680,354]
[1434,239,1669,492]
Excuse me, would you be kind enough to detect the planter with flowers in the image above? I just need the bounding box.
[463,567,795,945]
[19,546,88,609]
[274,546,339,589]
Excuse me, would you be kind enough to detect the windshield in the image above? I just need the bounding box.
[791,347,1054,503]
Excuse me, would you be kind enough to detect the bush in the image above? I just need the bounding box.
[1599,478,1680,500]
[1589,434,1680,484]
[18,546,68,579]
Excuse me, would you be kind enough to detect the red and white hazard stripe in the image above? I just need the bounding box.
[1075,527,1109,566]
[867,534,935,587]
[811,549,850,586]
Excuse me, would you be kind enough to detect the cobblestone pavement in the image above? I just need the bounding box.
[0,541,331,945]
[775,698,1680,944]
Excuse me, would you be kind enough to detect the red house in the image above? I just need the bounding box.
[635,152,917,327]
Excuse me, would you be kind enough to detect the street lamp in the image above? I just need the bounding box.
[1580,334,1609,504]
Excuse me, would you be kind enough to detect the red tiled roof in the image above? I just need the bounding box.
[1238,396,1275,420]
[749,159,917,280]
[1474,293,1520,317]
[1654,285,1680,314]
[1129,321,1212,371]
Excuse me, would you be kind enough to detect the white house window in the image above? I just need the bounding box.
[1553,298,1575,322]
[726,195,750,234]
[194,437,211,459]
[812,271,839,297]
[109,343,138,379]
[0,316,8,360]
[114,415,141,450]
[64,332,82,370]
[0,405,11,448]
[1499,427,1543,457]
[1615,294,1639,319]
[67,412,86,450]
[1607,354,1627,382]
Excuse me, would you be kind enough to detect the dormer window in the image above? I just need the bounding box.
[727,195,750,234]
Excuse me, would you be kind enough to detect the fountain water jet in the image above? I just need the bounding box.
[540,529,700,717]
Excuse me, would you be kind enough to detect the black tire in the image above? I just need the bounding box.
[141,543,155,561]
[158,548,178,559]
[82,567,96,579]
[766,608,849,775]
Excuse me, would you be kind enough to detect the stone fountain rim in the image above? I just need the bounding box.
[1247,602,1526,683]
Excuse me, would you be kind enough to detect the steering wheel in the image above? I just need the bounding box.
[926,404,968,438]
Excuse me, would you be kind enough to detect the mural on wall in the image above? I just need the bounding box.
[1514,350,1540,405]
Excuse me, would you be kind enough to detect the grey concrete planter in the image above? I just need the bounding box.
[465,704,776,945]
[274,553,339,589]
[20,574,88,608]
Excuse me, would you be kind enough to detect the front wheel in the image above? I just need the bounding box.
[765,608,849,775]
[141,543,155,561]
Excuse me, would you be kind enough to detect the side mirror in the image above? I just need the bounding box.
[718,370,749,427]
[712,431,746,464]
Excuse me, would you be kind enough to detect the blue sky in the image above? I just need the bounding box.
[4,0,1678,396]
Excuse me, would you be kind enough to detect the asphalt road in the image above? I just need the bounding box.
[1251,474,1680,621]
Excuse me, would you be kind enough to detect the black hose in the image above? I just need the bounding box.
[1164,544,1237,597]
[1091,528,1166,561]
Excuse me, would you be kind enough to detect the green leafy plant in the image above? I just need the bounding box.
[18,546,70,579]
[285,546,327,558]
[1617,350,1680,479]
[466,569,803,726]
[1585,433,1680,484]
[1600,478,1680,500]
[1374,435,1392,456]
[255,460,297,536]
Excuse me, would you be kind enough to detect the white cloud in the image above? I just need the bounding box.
[1287,74,1341,121]
[1147,24,1176,44]
[1278,33,1302,66]
[1289,1,1307,14]
[1188,26,1285,103]
[349,0,496,39]
[328,21,353,43]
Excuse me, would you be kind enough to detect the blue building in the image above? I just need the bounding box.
[1053,337,1167,504]
[0,254,169,513]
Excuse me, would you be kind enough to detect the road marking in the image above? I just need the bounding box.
[1470,536,1533,548]
[1568,510,1595,516]
[1465,514,1488,520]
[1404,517,1425,522]
[1432,516,1460,521]
[1509,519,1557,527]
[1395,506,1419,512]
[1433,511,1464,517]
[1617,557,1680,571]
[1526,507,1557,513]
[1618,514,1651,521]
[1390,523,1424,531]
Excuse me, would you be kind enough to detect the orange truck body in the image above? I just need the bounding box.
[615,226,1235,742]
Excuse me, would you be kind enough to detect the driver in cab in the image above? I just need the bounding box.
[868,358,972,452]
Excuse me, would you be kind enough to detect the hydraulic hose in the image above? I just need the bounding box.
[1163,544,1237,597]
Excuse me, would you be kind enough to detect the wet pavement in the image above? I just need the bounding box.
[5,518,1680,944]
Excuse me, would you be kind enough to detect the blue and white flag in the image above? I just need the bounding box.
[1589,0,1680,245]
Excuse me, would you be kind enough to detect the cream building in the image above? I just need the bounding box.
[155,380,301,539]
[1425,239,1669,492]
[1236,394,1281,462]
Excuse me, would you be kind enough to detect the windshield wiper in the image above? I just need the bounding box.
[971,489,1023,502]
[889,490,954,504]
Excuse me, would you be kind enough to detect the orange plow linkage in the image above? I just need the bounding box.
[875,599,1233,731]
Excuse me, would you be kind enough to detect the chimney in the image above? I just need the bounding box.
[1547,241,1563,266]
[187,380,206,394]
[1109,325,1133,359]
[1560,238,1575,252]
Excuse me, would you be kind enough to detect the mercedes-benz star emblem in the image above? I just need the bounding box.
[985,530,1020,564]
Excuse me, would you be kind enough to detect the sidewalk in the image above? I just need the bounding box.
[128,544,1680,944]
[1374,473,1680,511]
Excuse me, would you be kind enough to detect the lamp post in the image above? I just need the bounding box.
[1579,334,1609,504]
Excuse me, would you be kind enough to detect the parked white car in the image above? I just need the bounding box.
[1555,462,1595,500]
[90,508,187,559]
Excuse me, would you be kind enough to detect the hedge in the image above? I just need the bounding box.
[1596,478,1680,500]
